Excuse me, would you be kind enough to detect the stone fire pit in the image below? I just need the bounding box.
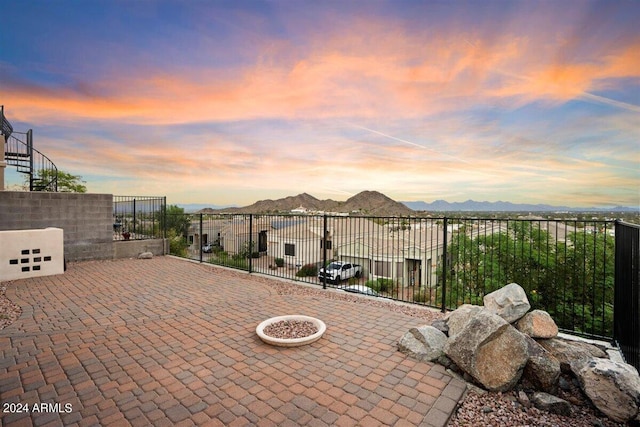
[256,315,326,347]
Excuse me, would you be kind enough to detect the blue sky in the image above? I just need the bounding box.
[1,0,638,207]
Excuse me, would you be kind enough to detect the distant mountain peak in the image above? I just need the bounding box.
[199,190,414,216]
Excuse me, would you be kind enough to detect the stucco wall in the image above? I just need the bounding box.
[0,227,65,281]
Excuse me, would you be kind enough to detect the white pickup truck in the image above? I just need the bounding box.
[318,261,363,284]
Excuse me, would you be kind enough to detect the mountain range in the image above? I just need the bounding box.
[196,191,414,216]
[189,191,637,214]
[402,200,637,212]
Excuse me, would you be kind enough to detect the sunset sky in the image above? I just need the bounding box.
[1,0,638,208]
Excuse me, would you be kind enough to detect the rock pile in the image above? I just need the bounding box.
[398,283,640,424]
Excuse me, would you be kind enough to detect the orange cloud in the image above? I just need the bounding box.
[1,5,637,207]
[4,17,638,128]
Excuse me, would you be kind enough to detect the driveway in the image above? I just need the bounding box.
[0,256,465,426]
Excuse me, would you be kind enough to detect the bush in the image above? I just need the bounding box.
[296,263,317,277]
[209,252,249,270]
[275,258,285,267]
[251,252,260,259]
[168,230,188,257]
[366,278,395,293]
[413,289,429,304]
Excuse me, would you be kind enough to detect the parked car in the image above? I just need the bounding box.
[340,285,379,297]
[202,244,214,253]
[318,261,363,284]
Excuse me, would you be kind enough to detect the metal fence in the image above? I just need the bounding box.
[166,213,621,341]
[113,196,166,241]
[614,221,640,370]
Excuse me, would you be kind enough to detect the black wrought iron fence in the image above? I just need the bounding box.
[443,218,616,340]
[113,196,166,241]
[614,221,640,370]
[166,213,622,340]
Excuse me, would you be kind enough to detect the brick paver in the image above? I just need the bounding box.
[0,257,465,426]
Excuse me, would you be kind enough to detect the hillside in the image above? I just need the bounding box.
[199,191,414,216]
[228,193,340,213]
[342,191,414,216]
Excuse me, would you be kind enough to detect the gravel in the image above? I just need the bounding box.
[448,388,626,427]
[259,275,445,323]
[263,319,319,339]
[0,284,21,330]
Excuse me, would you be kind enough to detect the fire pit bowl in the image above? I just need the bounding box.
[256,315,326,347]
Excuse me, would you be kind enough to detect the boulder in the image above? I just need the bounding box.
[444,304,484,337]
[430,318,449,336]
[531,392,572,416]
[483,283,531,323]
[522,335,561,393]
[444,309,528,391]
[516,310,558,338]
[575,358,640,423]
[537,338,607,373]
[138,252,153,259]
[517,390,531,408]
[398,325,447,362]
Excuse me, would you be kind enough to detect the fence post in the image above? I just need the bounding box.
[199,214,203,263]
[132,198,137,238]
[614,219,620,348]
[614,220,640,370]
[27,129,33,191]
[163,197,167,240]
[441,217,448,312]
[322,214,328,289]
[249,214,253,273]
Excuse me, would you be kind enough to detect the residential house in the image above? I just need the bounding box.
[187,215,272,255]
[335,220,447,289]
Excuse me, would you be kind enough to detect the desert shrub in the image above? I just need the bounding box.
[296,263,317,277]
[366,278,395,293]
[413,289,429,304]
[209,252,248,270]
[275,258,285,267]
[168,229,188,257]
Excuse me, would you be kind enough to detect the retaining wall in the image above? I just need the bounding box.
[0,191,166,262]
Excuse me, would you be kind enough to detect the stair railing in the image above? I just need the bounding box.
[30,137,59,192]
[7,131,58,192]
[1,105,13,139]
[2,105,58,192]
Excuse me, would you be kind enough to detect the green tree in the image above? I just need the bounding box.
[26,169,87,192]
[557,229,615,336]
[159,205,191,256]
[161,205,191,234]
[440,221,615,337]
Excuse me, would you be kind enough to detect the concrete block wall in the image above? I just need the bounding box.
[113,239,168,259]
[0,191,113,261]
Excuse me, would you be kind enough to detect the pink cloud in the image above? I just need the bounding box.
[4,16,638,127]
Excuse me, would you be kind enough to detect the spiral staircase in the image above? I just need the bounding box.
[1,105,58,192]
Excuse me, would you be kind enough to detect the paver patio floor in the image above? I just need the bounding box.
[0,256,466,427]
